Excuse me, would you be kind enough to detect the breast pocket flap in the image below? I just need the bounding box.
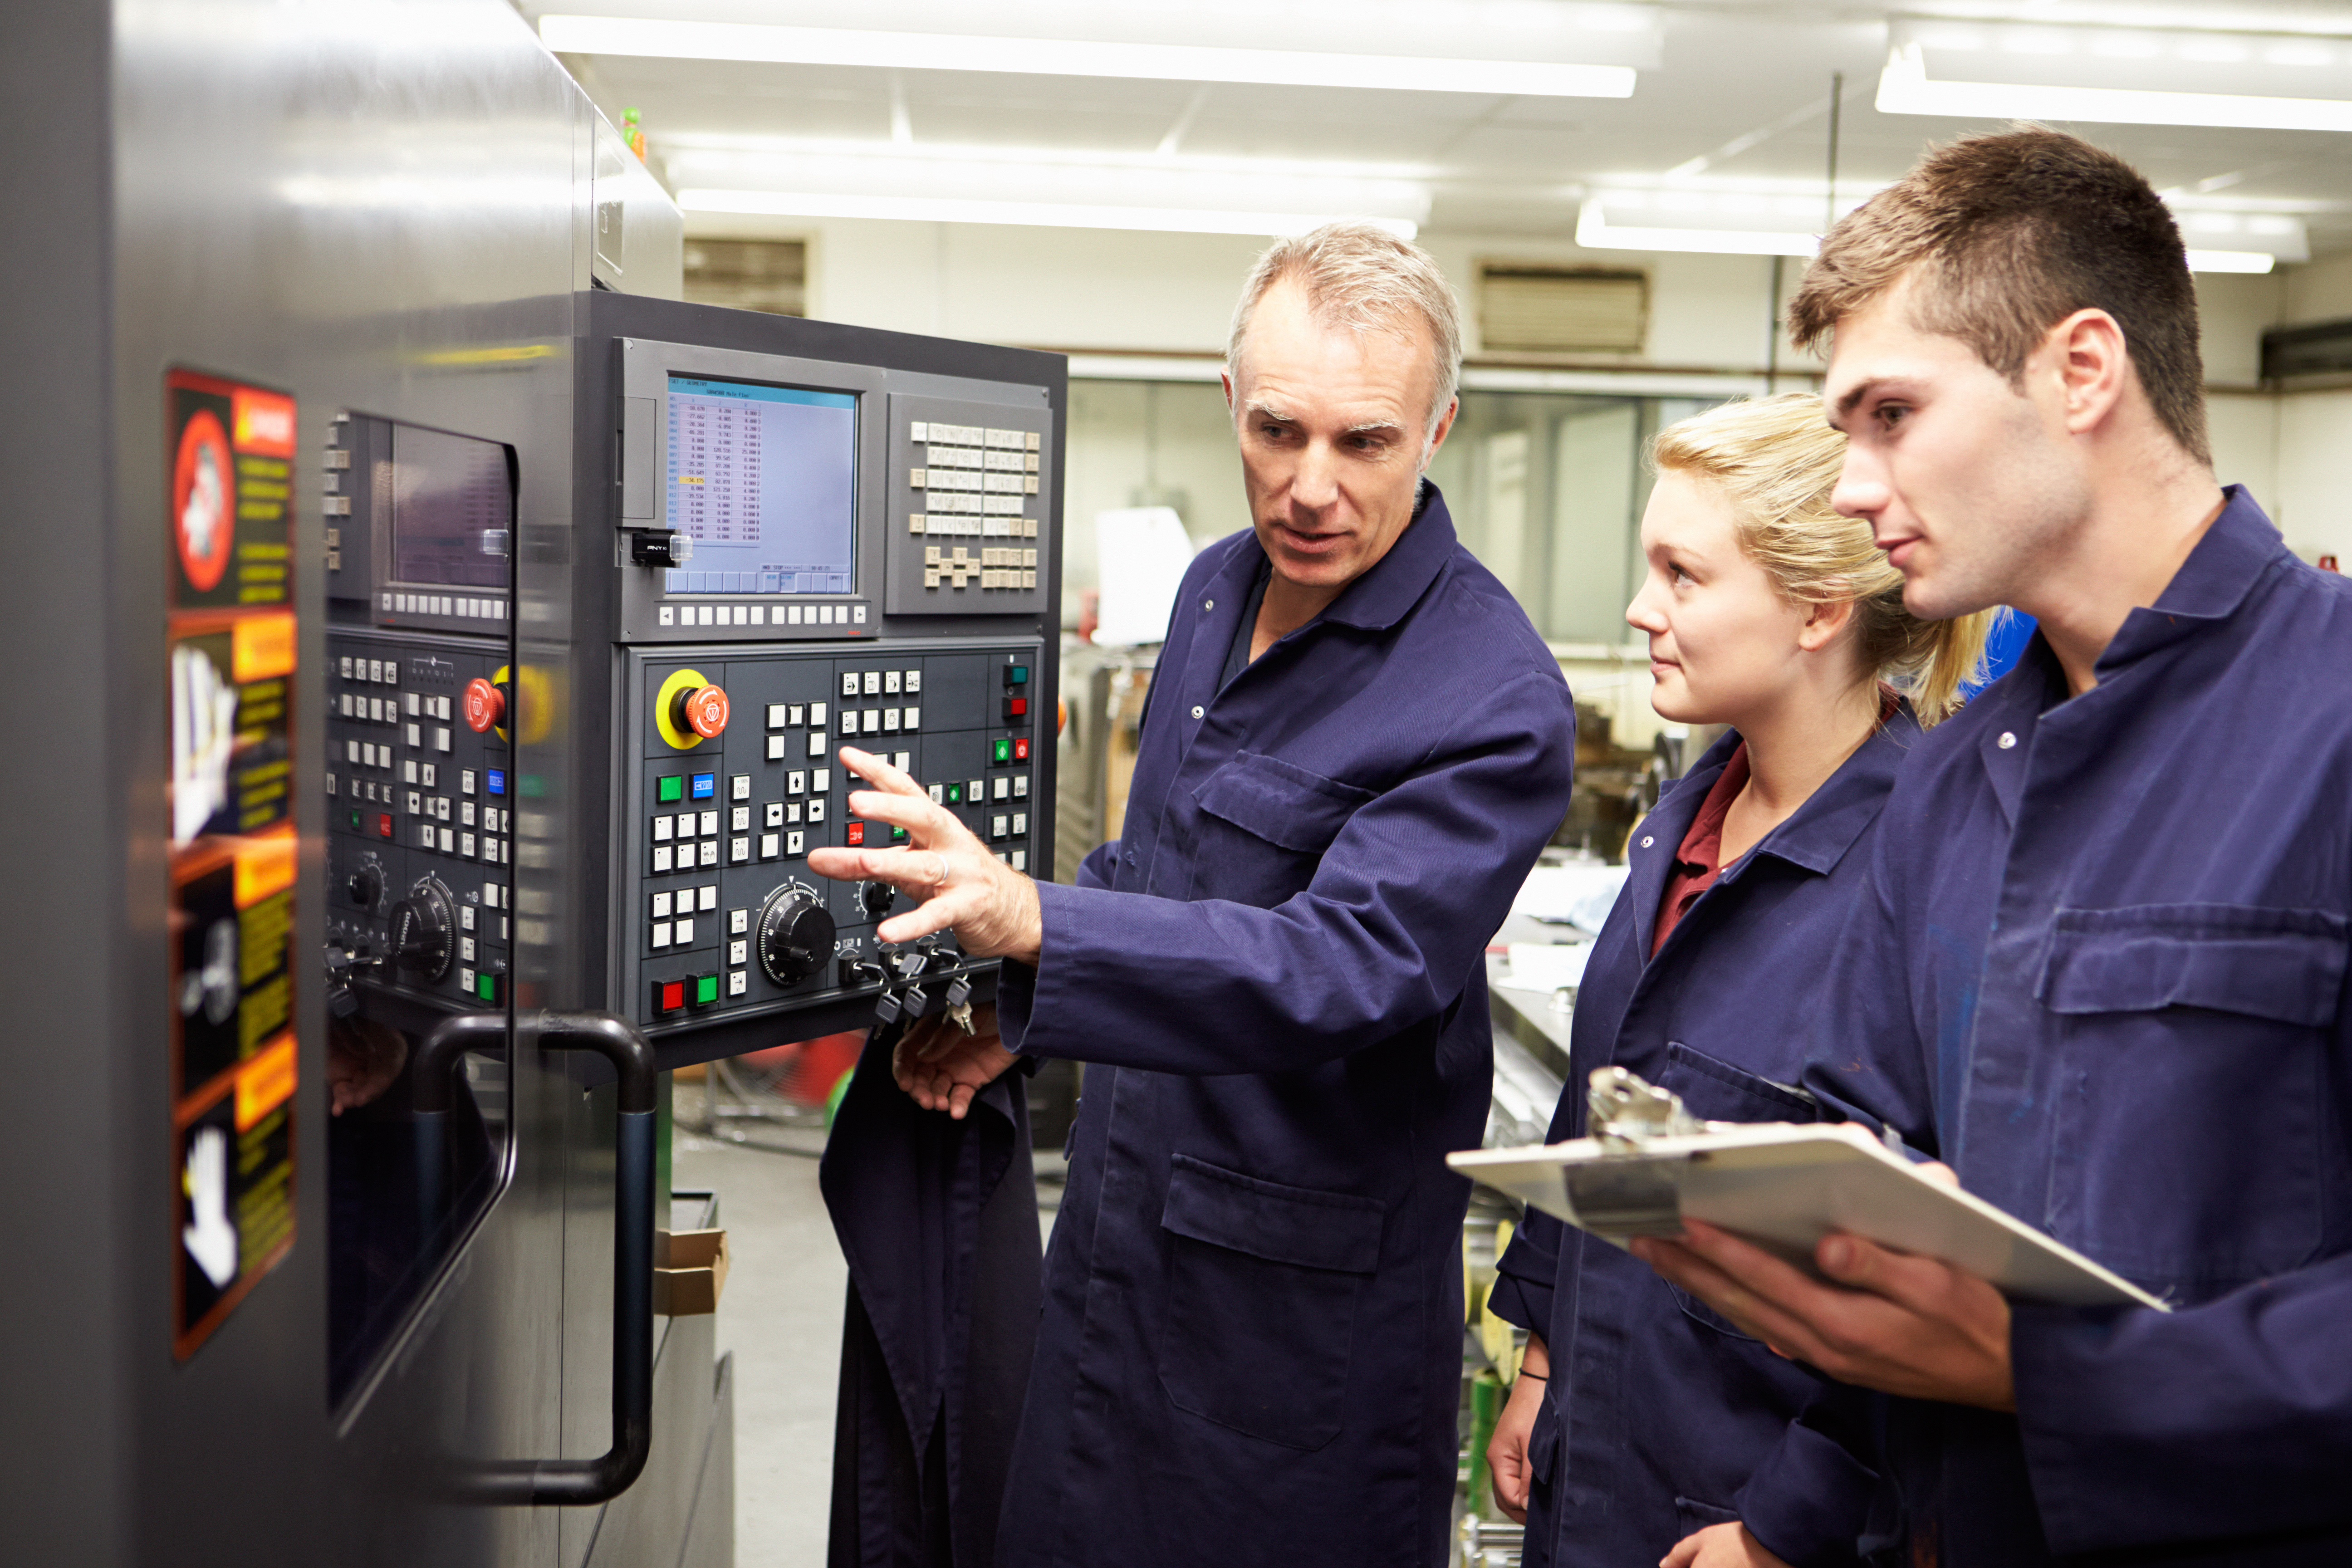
[2039,904,2349,1028]
[1191,751,1374,857]
[1162,1154,1385,1274]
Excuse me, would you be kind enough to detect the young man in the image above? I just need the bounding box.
[812,223,1576,1565]
[1637,128,2352,1567]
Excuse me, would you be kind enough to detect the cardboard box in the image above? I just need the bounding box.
[653,1227,730,1316]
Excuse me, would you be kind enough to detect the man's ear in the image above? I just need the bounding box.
[1421,394,1460,470]
[1221,367,1238,419]
[2044,308,2130,439]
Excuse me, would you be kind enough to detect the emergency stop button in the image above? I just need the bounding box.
[671,683,730,740]
[463,677,505,734]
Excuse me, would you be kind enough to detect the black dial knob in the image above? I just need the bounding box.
[387,879,456,982]
[858,879,896,921]
[758,885,837,987]
[347,865,382,909]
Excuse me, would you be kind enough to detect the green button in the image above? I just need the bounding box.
[992,739,1012,765]
[1009,665,1029,685]
[891,826,909,844]
[657,775,684,804]
[344,808,362,831]
[946,783,963,804]
[694,973,719,1005]
[476,973,495,1001]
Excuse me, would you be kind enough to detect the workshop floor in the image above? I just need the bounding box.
[674,1113,843,1567]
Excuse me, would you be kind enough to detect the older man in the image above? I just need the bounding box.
[811,223,1575,1564]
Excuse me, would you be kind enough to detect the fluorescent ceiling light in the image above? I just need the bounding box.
[1876,39,2352,132]
[2183,250,2276,274]
[677,188,1417,239]
[538,15,1637,97]
[1576,200,1818,257]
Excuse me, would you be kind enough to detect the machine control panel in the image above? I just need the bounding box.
[622,640,1039,1032]
[325,637,514,1009]
[323,409,516,1016]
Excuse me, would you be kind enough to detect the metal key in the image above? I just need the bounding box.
[947,999,976,1036]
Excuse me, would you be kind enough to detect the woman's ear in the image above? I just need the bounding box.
[1797,594,1856,655]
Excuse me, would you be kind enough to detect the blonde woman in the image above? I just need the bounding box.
[1484,394,1992,1568]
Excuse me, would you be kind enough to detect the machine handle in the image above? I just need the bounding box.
[413,1009,657,1506]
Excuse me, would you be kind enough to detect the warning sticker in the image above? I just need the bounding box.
[167,369,299,1360]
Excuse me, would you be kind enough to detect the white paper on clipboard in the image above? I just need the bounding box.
[1450,1122,2167,1311]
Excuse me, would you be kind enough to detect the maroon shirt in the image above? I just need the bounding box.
[1650,742,1750,958]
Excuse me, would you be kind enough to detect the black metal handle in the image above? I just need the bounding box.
[413,1009,657,1506]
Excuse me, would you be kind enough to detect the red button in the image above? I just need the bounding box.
[377,813,393,838]
[463,677,505,733]
[1014,738,1030,761]
[674,683,730,739]
[846,822,866,846]
[657,980,685,1013]
[1007,696,1028,717]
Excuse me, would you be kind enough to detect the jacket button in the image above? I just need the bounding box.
[1203,598,1215,611]
[1998,731,2017,750]
[1640,835,1654,848]
[1191,705,1205,719]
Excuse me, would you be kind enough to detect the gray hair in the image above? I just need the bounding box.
[1226,222,1464,446]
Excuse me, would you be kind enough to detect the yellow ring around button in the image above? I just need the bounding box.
[654,666,714,752]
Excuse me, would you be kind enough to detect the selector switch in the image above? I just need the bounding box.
[346,865,382,910]
[858,880,896,921]
[757,884,838,986]
[387,878,456,982]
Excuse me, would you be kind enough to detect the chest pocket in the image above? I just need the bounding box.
[1187,751,1375,908]
[2035,903,2347,1289]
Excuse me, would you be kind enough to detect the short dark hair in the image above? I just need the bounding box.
[1790,127,2208,465]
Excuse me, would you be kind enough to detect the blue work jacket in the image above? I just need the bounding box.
[991,486,1576,1568]
[1490,716,1910,1568]
[1803,489,2352,1565]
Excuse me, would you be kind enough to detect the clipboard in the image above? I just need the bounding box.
[1449,1069,2167,1312]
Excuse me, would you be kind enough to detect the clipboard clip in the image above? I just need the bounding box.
[1588,1067,1706,1152]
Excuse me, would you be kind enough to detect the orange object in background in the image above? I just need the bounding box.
[736,1030,863,1105]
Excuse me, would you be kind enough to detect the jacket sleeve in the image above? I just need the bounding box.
[2010,1251,2352,1553]
[1485,1210,1565,1337]
[1074,838,1117,892]
[996,666,1575,1076]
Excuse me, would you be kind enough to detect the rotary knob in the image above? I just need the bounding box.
[757,884,837,987]
[858,880,896,921]
[346,864,382,910]
[670,682,729,740]
[463,676,506,734]
[387,878,456,982]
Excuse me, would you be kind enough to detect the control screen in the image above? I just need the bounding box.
[390,424,510,590]
[665,375,856,596]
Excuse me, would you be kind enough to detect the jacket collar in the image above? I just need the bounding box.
[2097,485,2286,675]
[1727,704,1921,879]
[1319,481,1458,632]
[1619,706,1919,955]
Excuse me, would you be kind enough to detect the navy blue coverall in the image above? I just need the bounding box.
[991,486,1577,1567]
[1491,716,1910,1567]
[1802,489,2352,1565]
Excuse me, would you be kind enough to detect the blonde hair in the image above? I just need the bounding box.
[1227,221,1464,442]
[1650,393,1993,724]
